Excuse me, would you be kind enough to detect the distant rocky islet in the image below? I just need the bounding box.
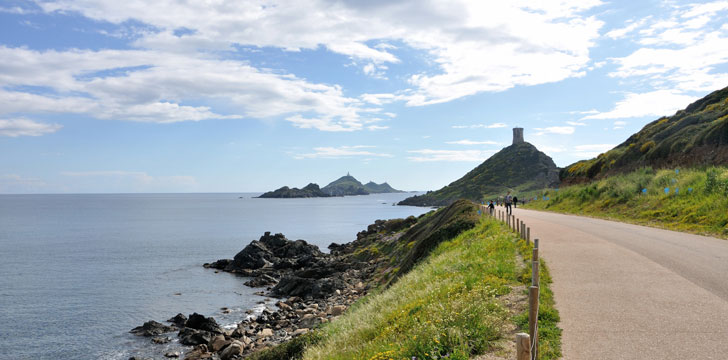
[257,173,404,198]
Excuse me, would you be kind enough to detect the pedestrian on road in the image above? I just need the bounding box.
[488,200,495,216]
[505,191,513,215]
[513,196,518,208]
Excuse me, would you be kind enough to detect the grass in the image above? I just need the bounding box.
[524,166,728,238]
[297,216,561,360]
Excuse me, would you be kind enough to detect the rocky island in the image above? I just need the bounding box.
[257,183,330,198]
[257,173,403,198]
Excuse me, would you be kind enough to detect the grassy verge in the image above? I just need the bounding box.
[296,216,560,360]
[524,166,728,238]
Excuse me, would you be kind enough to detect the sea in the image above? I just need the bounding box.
[0,192,430,360]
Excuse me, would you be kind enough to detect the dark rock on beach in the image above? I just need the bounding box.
[166,313,187,327]
[129,320,175,337]
[185,313,224,334]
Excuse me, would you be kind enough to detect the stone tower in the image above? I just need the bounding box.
[512,127,524,144]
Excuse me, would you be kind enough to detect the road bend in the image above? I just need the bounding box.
[512,208,728,360]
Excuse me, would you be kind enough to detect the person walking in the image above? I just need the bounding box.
[505,191,513,215]
[488,200,495,216]
[513,196,518,208]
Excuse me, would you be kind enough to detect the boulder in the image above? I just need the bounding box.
[330,305,346,316]
[292,328,309,336]
[182,344,211,360]
[164,351,179,358]
[230,237,274,270]
[219,340,244,360]
[152,336,171,344]
[130,320,175,337]
[244,274,278,287]
[178,328,213,346]
[167,313,188,327]
[258,328,274,337]
[209,334,229,352]
[298,314,321,329]
[185,313,223,334]
[271,276,346,299]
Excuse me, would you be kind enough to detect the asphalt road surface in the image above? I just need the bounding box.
[511,208,728,360]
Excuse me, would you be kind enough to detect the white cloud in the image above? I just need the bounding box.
[613,120,626,129]
[407,149,495,162]
[605,17,650,39]
[534,126,575,135]
[607,2,728,94]
[0,46,376,131]
[583,90,698,120]
[0,118,62,137]
[295,146,393,159]
[451,123,507,129]
[566,121,586,126]
[445,139,499,145]
[36,0,604,106]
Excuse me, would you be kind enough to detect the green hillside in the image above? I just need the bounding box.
[524,166,728,237]
[399,142,559,206]
[363,181,404,193]
[321,175,369,196]
[250,201,561,360]
[562,86,728,183]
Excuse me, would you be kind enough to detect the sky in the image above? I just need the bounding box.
[1,0,727,193]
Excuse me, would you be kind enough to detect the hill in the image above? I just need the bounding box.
[257,183,330,198]
[399,135,559,206]
[562,86,728,183]
[248,201,561,360]
[363,181,404,193]
[321,174,403,196]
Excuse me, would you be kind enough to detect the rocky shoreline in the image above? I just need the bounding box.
[128,228,391,360]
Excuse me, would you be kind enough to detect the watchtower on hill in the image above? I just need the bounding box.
[513,127,524,144]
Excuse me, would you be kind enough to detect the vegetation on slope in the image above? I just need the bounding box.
[562,86,728,183]
[302,217,560,360]
[525,166,728,237]
[399,142,559,206]
[322,174,403,196]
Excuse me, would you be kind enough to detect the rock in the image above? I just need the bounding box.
[298,314,321,329]
[152,336,171,344]
[167,313,188,327]
[178,328,213,346]
[204,259,231,269]
[258,328,274,337]
[130,320,175,337]
[219,340,244,360]
[229,238,274,270]
[276,301,292,311]
[209,334,229,352]
[292,328,309,336]
[271,276,346,298]
[330,305,346,316]
[185,313,224,334]
[164,351,179,358]
[244,274,278,287]
[183,344,210,360]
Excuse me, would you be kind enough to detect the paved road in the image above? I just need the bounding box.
[509,208,728,360]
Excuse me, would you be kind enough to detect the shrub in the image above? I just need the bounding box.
[640,141,656,153]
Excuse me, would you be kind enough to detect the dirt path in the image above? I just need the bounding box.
[510,208,728,360]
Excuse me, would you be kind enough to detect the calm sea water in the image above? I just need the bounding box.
[0,193,429,360]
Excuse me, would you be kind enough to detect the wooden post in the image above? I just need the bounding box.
[529,285,539,358]
[527,227,531,245]
[521,223,525,240]
[516,333,531,360]
[532,258,539,287]
[535,238,539,250]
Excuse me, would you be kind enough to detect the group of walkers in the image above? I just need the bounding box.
[485,191,518,216]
